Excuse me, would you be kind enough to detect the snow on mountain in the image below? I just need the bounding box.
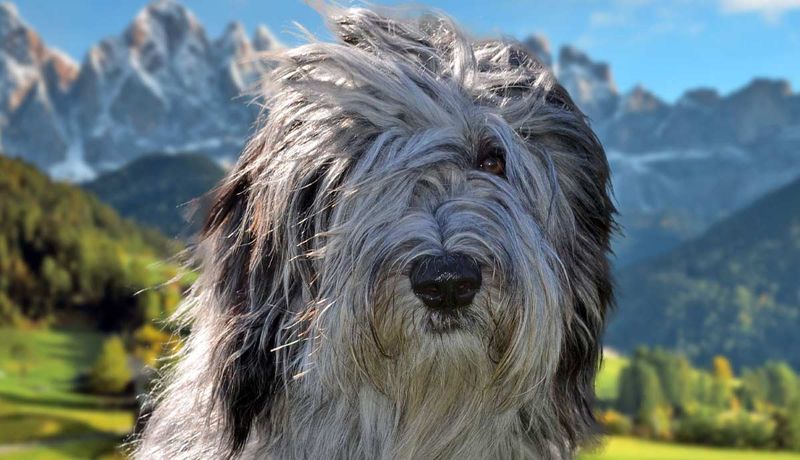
[0,1,78,172]
[0,0,279,180]
[519,36,785,224]
[1,0,798,263]
[604,80,800,263]
[519,38,800,264]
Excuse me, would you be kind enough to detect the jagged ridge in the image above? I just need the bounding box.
[0,0,280,181]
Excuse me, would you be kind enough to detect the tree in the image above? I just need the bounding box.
[786,398,800,450]
[713,356,734,381]
[764,362,798,408]
[617,355,664,420]
[137,289,162,323]
[646,348,693,410]
[710,355,735,409]
[132,324,171,367]
[635,362,665,430]
[88,336,132,394]
[772,399,800,451]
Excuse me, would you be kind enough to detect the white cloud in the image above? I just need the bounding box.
[720,0,800,21]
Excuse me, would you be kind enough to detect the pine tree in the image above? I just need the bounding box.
[616,351,665,423]
[765,362,798,408]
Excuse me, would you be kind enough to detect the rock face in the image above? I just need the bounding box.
[519,36,800,264]
[1,1,798,264]
[601,78,800,263]
[556,45,619,121]
[0,2,77,169]
[0,0,279,180]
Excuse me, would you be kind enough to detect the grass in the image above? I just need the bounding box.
[0,438,125,460]
[0,328,134,458]
[581,436,800,460]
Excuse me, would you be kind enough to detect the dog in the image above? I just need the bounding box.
[134,6,615,459]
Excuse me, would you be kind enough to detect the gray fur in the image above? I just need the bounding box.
[134,6,615,460]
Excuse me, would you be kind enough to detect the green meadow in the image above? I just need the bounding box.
[0,329,130,459]
[2,329,799,459]
[581,436,800,460]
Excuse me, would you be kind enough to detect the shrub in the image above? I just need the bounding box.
[132,324,172,367]
[675,408,775,449]
[773,400,800,451]
[88,336,132,394]
[598,410,633,435]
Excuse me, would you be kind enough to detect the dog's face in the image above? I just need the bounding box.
[197,7,614,456]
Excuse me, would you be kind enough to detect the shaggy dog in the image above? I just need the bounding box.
[135,6,614,460]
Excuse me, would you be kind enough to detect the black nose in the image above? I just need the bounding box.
[409,254,482,310]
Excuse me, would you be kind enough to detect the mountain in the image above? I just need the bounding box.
[0,1,798,266]
[602,80,800,264]
[84,153,225,238]
[606,175,800,369]
[0,0,280,181]
[0,156,181,330]
[519,37,800,265]
[0,2,78,172]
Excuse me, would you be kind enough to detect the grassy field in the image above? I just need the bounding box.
[0,329,132,459]
[581,436,800,460]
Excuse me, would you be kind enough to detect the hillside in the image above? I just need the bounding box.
[84,154,225,238]
[0,156,182,330]
[607,176,800,369]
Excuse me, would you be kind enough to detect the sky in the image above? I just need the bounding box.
[11,0,800,102]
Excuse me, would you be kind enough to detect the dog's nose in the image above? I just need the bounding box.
[409,254,482,310]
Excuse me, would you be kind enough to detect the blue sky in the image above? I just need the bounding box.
[12,0,800,102]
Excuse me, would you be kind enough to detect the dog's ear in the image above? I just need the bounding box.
[202,172,282,456]
[200,157,325,456]
[545,89,616,446]
[554,249,613,446]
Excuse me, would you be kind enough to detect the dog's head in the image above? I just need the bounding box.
[198,6,614,457]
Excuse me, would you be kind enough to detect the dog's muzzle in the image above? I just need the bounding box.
[409,253,482,310]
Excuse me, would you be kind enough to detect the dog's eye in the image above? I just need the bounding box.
[478,154,505,176]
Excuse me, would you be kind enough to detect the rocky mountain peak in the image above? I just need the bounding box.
[7,0,277,179]
[555,45,618,120]
[0,1,45,65]
[125,0,207,55]
[677,88,720,108]
[522,34,551,67]
[0,2,20,35]
[621,85,666,113]
[733,78,792,101]
[41,49,78,96]
[253,24,280,52]
[0,1,75,124]
[215,21,252,58]
[558,45,614,84]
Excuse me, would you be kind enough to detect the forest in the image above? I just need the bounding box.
[600,348,800,450]
[0,156,185,331]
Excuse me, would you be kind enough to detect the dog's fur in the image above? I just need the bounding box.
[135,6,614,460]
